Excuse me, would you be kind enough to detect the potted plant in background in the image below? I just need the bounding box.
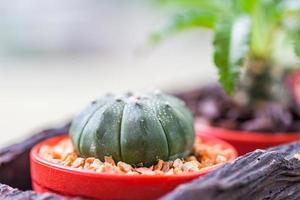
[30,91,236,200]
[153,0,300,154]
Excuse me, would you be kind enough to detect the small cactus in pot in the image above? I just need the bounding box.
[70,91,195,166]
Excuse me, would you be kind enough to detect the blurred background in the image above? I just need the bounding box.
[0,0,217,146]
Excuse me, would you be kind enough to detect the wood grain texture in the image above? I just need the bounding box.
[0,124,69,190]
[0,183,64,200]
[162,141,300,200]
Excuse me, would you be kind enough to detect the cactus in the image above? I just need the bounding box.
[154,0,300,110]
[235,58,289,108]
[70,92,195,166]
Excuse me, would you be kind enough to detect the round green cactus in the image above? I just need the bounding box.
[69,91,195,166]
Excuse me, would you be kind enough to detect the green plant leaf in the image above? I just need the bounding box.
[213,15,252,95]
[281,1,300,57]
[160,0,236,16]
[150,10,216,44]
[295,33,300,56]
[238,0,258,13]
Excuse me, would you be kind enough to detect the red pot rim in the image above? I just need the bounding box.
[30,134,237,180]
[196,122,300,143]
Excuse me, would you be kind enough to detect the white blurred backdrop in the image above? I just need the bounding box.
[0,0,217,146]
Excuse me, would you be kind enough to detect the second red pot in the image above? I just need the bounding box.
[196,123,300,155]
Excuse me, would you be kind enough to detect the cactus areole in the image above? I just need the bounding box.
[69,92,195,166]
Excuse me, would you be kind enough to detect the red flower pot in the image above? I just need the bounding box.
[30,135,237,200]
[196,123,300,155]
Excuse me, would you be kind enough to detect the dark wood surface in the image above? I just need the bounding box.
[0,183,64,200]
[162,141,300,200]
[0,124,69,190]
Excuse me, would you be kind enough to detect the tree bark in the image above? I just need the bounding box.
[162,141,300,200]
[0,183,64,200]
[0,124,69,190]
